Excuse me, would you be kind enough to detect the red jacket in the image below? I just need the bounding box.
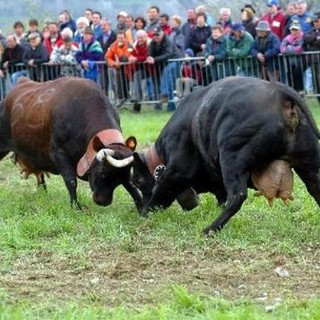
[261,11,286,40]
[44,34,62,55]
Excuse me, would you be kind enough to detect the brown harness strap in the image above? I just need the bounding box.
[144,144,164,175]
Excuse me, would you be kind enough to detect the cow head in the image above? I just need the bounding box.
[132,152,156,205]
[77,131,140,206]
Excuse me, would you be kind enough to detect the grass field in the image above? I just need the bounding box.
[0,100,320,319]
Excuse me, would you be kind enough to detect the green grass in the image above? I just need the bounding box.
[0,102,320,319]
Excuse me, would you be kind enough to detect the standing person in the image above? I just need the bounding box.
[146,6,160,38]
[159,14,172,35]
[23,32,50,82]
[92,11,103,39]
[146,27,183,111]
[280,22,305,94]
[13,21,28,47]
[44,22,62,55]
[284,2,298,36]
[116,11,128,33]
[74,17,90,44]
[0,35,26,86]
[75,26,103,83]
[182,8,197,49]
[188,12,212,55]
[129,29,151,112]
[251,21,281,81]
[217,8,233,35]
[97,18,117,96]
[170,15,185,54]
[105,31,133,108]
[126,16,146,45]
[226,23,254,76]
[84,8,93,27]
[290,0,313,34]
[261,0,286,40]
[303,12,320,102]
[58,10,76,33]
[195,5,215,26]
[25,19,41,41]
[241,5,257,38]
[204,24,229,81]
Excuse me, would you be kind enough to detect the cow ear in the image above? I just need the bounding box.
[126,136,137,151]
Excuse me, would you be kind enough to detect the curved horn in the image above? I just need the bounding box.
[96,148,115,162]
[106,155,134,168]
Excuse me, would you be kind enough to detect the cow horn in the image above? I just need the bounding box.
[106,155,134,168]
[96,148,115,162]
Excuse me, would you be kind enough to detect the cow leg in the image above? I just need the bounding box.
[294,167,320,206]
[122,180,143,213]
[50,151,81,210]
[37,173,47,191]
[203,164,249,235]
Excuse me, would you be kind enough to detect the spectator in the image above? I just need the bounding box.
[13,21,28,47]
[217,8,233,35]
[159,14,172,35]
[50,37,79,77]
[195,5,215,26]
[303,12,320,102]
[129,29,151,112]
[251,21,281,81]
[125,15,135,34]
[280,22,305,93]
[226,23,254,76]
[25,19,41,41]
[58,10,77,33]
[97,18,117,96]
[284,2,298,36]
[75,26,103,82]
[241,5,257,38]
[23,32,50,82]
[44,22,62,55]
[116,11,128,33]
[170,15,185,54]
[204,24,229,81]
[146,27,182,111]
[92,11,103,39]
[84,8,93,27]
[74,17,90,44]
[188,12,212,55]
[182,8,197,49]
[261,0,286,40]
[146,6,160,38]
[175,48,198,98]
[105,31,132,107]
[126,16,146,44]
[0,35,26,86]
[290,1,313,33]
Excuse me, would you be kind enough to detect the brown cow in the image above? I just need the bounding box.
[0,77,142,210]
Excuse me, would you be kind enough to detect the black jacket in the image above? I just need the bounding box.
[0,44,26,73]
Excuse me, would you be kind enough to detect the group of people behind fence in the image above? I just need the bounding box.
[0,0,320,113]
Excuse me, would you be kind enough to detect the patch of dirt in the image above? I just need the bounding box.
[1,245,319,307]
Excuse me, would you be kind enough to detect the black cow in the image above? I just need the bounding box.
[132,77,320,234]
[0,77,142,210]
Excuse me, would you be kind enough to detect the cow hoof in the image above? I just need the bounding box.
[202,226,220,237]
[176,188,199,211]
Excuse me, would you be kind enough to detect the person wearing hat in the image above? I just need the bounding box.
[23,32,49,81]
[75,26,103,83]
[303,12,320,102]
[226,23,254,76]
[280,21,305,94]
[241,5,257,37]
[204,24,229,81]
[251,21,281,81]
[261,0,286,40]
[146,26,183,111]
[116,11,128,33]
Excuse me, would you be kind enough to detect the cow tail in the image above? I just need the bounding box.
[278,83,320,139]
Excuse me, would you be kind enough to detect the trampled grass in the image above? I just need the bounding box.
[0,101,319,319]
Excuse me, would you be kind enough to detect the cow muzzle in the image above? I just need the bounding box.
[96,148,134,168]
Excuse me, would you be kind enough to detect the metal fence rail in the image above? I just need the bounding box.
[1,52,320,104]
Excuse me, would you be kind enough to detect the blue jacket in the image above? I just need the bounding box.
[204,35,228,61]
[251,32,280,72]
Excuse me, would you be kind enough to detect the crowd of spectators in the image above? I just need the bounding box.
[0,0,320,112]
